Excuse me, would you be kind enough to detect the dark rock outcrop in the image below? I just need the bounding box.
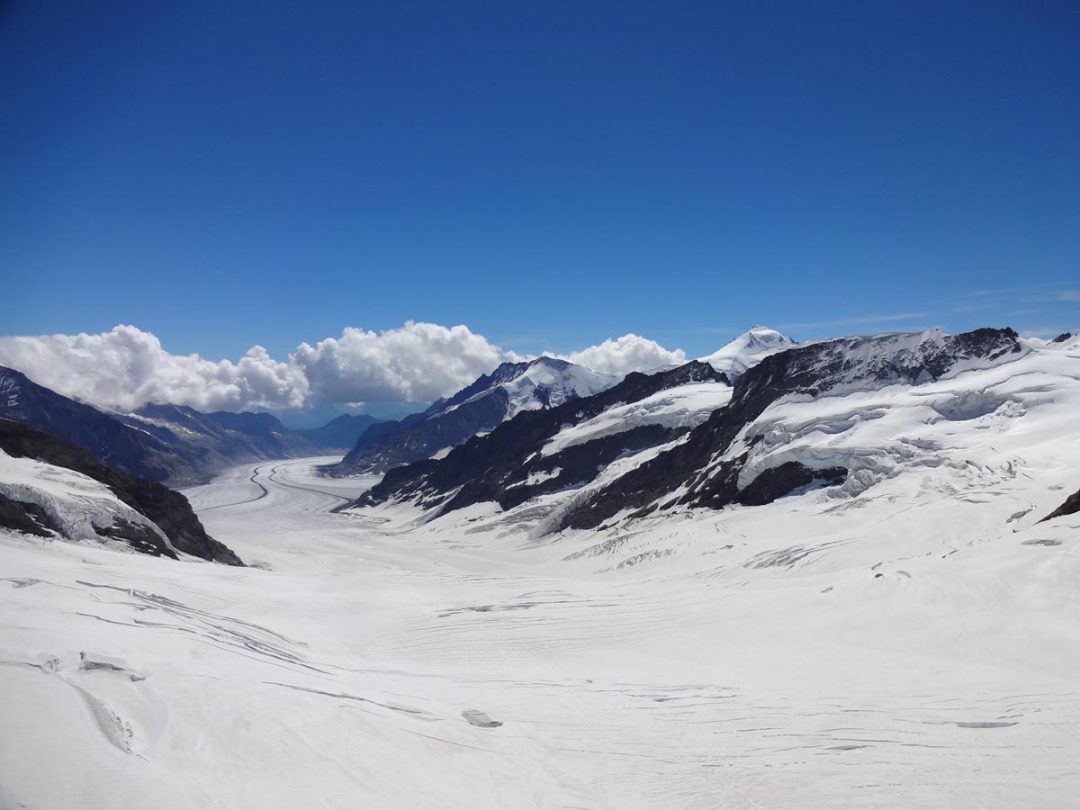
[1041,488,1080,523]
[0,492,61,538]
[0,419,243,564]
[93,517,177,558]
[737,462,848,507]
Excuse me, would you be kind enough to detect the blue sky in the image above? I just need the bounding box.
[2,0,1078,365]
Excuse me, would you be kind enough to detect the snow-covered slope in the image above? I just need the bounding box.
[700,325,796,379]
[0,420,242,564]
[540,381,732,457]
[3,326,1079,807]
[564,326,1029,529]
[331,357,617,475]
[4,325,1080,809]
[0,449,172,554]
[439,356,616,420]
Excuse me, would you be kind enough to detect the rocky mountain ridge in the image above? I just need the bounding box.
[353,327,1028,533]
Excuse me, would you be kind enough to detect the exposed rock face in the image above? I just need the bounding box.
[0,492,60,538]
[356,360,728,512]
[1041,488,1080,522]
[0,420,243,564]
[333,357,615,476]
[93,517,174,558]
[737,462,848,507]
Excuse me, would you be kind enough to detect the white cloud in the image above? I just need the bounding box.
[0,325,308,412]
[0,323,691,413]
[291,322,505,405]
[559,334,687,376]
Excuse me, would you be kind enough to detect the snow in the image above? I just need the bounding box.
[700,325,796,378]
[506,466,562,488]
[727,334,1075,498]
[0,450,170,554]
[2,336,1080,807]
[442,357,617,420]
[503,358,616,418]
[540,381,732,457]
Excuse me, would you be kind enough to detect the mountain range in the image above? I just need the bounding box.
[2,325,1077,561]
[351,326,1080,536]
[328,329,798,477]
[329,356,615,475]
[0,365,380,487]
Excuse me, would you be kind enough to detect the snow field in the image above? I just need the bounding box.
[1,334,1079,808]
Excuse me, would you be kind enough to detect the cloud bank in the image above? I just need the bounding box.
[0,326,308,412]
[559,334,687,376]
[292,322,505,407]
[0,323,689,413]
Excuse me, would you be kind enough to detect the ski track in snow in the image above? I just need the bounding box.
[2,431,1080,808]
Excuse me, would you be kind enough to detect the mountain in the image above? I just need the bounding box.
[292,413,384,450]
[699,325,796,378]
[117,404,327,481]
[352,327,1045,534]
[0,419,242,564]
[330,356,616,476]
[0,364,194,483]
[0,364,368,486]
[562,327,1025,530]
[348,327,793,508]
[355,359,730,515]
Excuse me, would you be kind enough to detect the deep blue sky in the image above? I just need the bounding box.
[2,0,1078,359]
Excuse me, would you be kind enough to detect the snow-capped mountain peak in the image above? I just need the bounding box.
[333,357,618,474]
[500,357,617,418]
[433,356,616,420]
[700,326,796,379]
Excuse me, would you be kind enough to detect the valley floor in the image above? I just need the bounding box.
[2,454,1079,808]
